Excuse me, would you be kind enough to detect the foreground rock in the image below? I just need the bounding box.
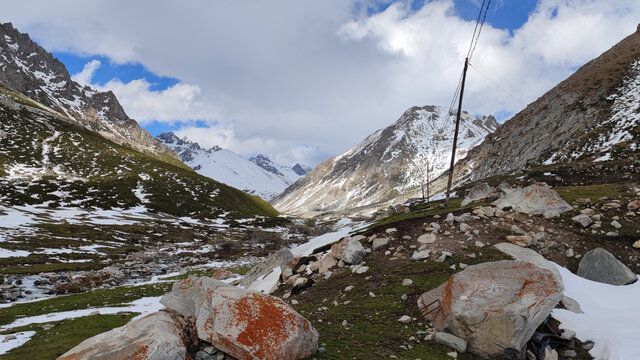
[417,260,562,358]
[493,184,572,215]
[162,277,318,360]
[577,248,637,285]
[58,311,191,360]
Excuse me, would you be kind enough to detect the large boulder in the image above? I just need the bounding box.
[462,182,498,206]
[238,248,294,288]
[331,237,366,265]
[492,185,572,215]
[577,248,637,285]
[417,260,562,359]
[57,311,191,360]
[161,277,318,360]
[494,242,563,288]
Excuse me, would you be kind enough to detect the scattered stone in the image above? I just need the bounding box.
[543,210,560,219]
[563,349,577,358]
[417,233,437,244]
[402,279,414,286]
[541,347,558,360]
[628,200,640,211]
[577,248,637,285]
[417,261,562,359]
[318,253,338,274]
[566,248,574,258]
[474,241,485,248]
[385,228,398,234]
[331,237,366,265]
[572,214,593,228]
[511,224,525,235]
[580,208,595,215]
[435,332,467,353]
[633,240,640,249]
[611,220,622,229]
[445,213,455,224]
[344,285,354,292]
[506,235,533,247]
[459,223,472,233]
[372,237,391,251]
[398,315,412,324]
[350,265,369,274]
[493,185,572,215]
[411,250,431,261]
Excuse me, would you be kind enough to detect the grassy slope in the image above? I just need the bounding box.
[0,97,278,220]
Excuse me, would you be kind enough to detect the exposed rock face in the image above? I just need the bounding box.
[492,185,572,215]
[273,105,498,217]
[331,237,366,265]
[450,29,640,183]
[57,311,191,360]
[161,277,318,360]
[238,248,294,289]
[0,22,178,162]
[417,260,562,359]
[577,248,637,285]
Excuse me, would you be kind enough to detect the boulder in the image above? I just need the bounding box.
[493,185,572,215]
[435,332,467,353]
[238,248,294,288]
[577,248,637,285]
[506,235,533,247]
[331,237,366,265]
[411,250,431,261]
[494,242,563,287]
[372,237,390,251]
[571,214,593,228]
[417,260,562,359]
[161,277,318,360]
[418,233,437,244]
[58,311,190,360]
[317,253,338,274]
[462,183,498,206]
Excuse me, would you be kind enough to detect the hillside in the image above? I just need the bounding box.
[273,105,498,217]
[157,133,304,200]
[0,22,178,163]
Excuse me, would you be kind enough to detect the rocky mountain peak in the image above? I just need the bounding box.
[249,154,283,176]
[0,22,178,162]
[292,163,312,176]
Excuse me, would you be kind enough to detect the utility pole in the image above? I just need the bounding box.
[426,159,430,203]
[445,57,469,208]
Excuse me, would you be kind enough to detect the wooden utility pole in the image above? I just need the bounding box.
[426,159,430,203]
[445,57,469,208]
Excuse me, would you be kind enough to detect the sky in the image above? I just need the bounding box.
[2,0,640,167]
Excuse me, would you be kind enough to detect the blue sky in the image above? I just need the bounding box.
[6,0,638,166]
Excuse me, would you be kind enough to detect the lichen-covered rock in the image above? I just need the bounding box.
[161,277,318,360]
[493,185,572,215]
[417,260,562,359]
[331,237,366,265]
[57,311,190,360]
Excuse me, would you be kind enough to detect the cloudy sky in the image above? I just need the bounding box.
[3,0,639,166]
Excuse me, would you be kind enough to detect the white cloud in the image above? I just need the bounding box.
[4,0,640,166]
[71,59,101,86]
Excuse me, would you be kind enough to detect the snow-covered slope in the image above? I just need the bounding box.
[272,105,498,217]
[0,22,177,162]
[157,133,302,201]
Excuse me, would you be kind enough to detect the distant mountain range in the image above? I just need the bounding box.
[156,132,311,201]
[272,105,499,217]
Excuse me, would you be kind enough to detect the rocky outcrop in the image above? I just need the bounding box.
[577,248,637,285]
[492,185,572,215]
[417,260,562,358]
[58,311,192,360]
[161,277,318,360]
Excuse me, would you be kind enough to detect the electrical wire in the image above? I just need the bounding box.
[468,61,524,107]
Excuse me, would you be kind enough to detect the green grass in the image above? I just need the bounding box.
[293,249,510,359]
[0,282,171,326]
[0,314,136,360]
[555,184,627,204]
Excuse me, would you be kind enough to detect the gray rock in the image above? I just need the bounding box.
[417,260,562,359]
[435,332,467,353]
[417,233,437,244]
[462,183,497,206]
[411,250,431,261]
[563,349,577,358]
[372,237,391,251]
[58,311,190,360]
[196,350,217,360]
[572,214,593,228]
[445,213,455,224]
[331,237,366,265]
[493,242,563,287]
[493,185,572,215]
[238,248,294,288]
[611,220,622,229]
[577,248,637,285]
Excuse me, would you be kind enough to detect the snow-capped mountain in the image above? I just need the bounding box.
[0,22,176,161]
[450,26,640,184]
[157,133,303,200]
[272,105,499,217]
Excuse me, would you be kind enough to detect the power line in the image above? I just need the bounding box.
[468,61,525,107]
